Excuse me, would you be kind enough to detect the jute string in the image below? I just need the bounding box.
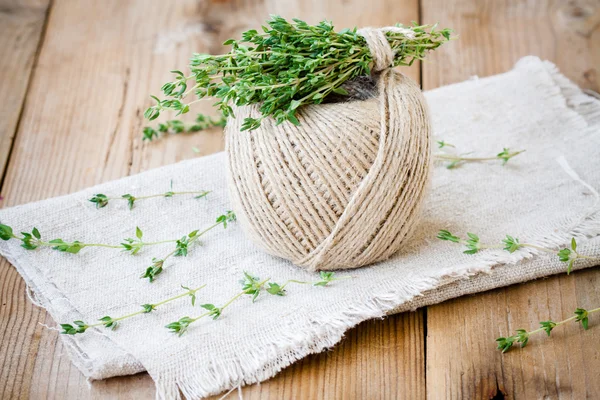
[225,27,432,270]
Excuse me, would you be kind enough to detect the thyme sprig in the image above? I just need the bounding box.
[0,211,235,259]
[437,231,599,273]
[434,146,525,169]
[141,211,237,282]
[144,16,452,133]
[142,115,226,141]
[166,271,350,335]
[89,190,210,209]
[0,224,198,255]
[438,230,600,351]
[496,307,599,352]
[60,284,206,335]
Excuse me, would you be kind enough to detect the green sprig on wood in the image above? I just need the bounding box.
[496,307,599,352]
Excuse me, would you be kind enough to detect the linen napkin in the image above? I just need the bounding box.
[1,57,599,399]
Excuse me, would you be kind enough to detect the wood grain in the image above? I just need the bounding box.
[426,269,600,399]
[421,0,600,398]
[210,312,425,400]
[0,0,221,398]
[1,0,598,398]
[421,0,600,91]
[0,0,426,399]
[0,0,50,181]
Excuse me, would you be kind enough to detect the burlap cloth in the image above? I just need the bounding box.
[0,57,599,399]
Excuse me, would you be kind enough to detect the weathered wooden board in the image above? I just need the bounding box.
[0,0,425,399]
[209,312,424,400]
[1,0,598,398]
[421,0,600,397]
[0,0,50,181]
[421,0,599,92]
[0,0,221,398]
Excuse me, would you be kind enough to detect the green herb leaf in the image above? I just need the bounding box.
[60,321,88,335]
[166,316,194,336]
[436,230,461,243]
[574,308,589,330]
[201,304,222,320]
[89,194,109,208]
[496,336,515,353]
[515,329,529,348]
[0,224,14,241]
[141,258,164,282]
[99,316,117,330]
[502,235,521,253]
[142,304,156,313]
[267,282,286,296]
[122,194,136,210]
[540,320,556,336]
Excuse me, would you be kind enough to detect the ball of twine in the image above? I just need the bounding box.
[225,27,432,271]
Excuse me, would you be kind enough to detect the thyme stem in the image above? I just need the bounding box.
[140,211,237,282]
[60,285,206,334]
[434,149,525,169]
[166,271,350,335]
[107,191,209,201]
[496,307,600,352]
[89,190,210,209]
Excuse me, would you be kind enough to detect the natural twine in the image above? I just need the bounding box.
[225,27,432,271]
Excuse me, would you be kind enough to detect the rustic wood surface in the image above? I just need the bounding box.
[0,0,50,181]
[0,0,598,399]
[422,1,600,398]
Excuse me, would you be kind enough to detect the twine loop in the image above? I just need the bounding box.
[358,27,417,72]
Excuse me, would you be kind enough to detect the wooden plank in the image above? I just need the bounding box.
[421,0,600,398]
[211,312,425,400]
[0,0,221,398]
[421,0,600,91]
[426,269,600,399]
[0,1,51,397]
[0,0,426,399]
[0,0,50,182]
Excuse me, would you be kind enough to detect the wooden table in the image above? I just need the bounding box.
[1,0,599,398]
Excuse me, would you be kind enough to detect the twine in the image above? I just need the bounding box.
[225,27,432,270]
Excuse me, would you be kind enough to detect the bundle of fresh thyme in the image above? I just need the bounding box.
[143,16,451,138]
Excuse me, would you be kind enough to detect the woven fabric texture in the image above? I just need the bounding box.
[0,57,598,399]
